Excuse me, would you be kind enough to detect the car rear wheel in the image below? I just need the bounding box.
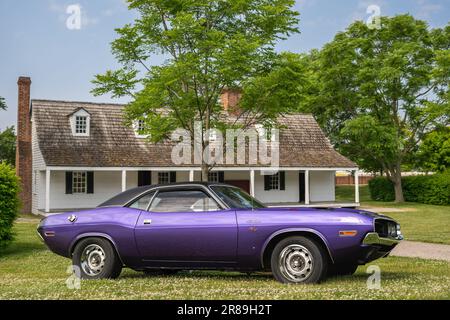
[271,236,328,284]
[72,238,122,280]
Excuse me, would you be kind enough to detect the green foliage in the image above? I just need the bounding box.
[92,0,300,176]
[0,97,6,110]
[299,15,450,201]
[0,127,16,166]
[369,173,450,205]
[0,163,20,248]
[368,177,395,202]
[416,127,450,172]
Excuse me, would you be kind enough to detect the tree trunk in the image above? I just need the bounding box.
[392,167,404,203]
[201,163,209,182]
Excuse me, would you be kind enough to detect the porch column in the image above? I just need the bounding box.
[121,170,127,192]
[189,170,195,182]
[45,168,51,213]
[355,169,360,204]
[250,170,255,197]
[305,170,310,205]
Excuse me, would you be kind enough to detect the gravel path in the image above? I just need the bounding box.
[391,241,450,262]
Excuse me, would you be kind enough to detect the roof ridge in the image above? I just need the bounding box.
[31,99,126,107]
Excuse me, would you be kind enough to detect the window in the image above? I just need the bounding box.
[211,186,265,209]
[208,172,219,183]
[264,172,285,191]
[72,172,87,194]
[158,172,170,185]
[149,190,220,213]
[269,172,280,190]
[129,191,155,210]
[137,119,145,132]
[75,116,87,134]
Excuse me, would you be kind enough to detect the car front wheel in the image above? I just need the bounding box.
[72,237,122,280]
[271,236,328,284]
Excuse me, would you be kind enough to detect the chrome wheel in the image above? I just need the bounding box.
[80,244,106,277]
[278,244,314,282]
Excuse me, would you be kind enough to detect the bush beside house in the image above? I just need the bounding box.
[0,163,20,248]
[369,172,450,205]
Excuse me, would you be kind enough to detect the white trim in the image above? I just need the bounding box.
[121,170,127,192]
[355,169,360,204]
[305,170,310,205]
[46,166,358,172]
[45,169,50,213]
[250,170,255,197]
[189,170,195,182]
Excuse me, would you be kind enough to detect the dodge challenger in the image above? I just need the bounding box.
[37,182,403,284]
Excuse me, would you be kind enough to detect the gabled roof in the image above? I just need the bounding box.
[31,99,356,168]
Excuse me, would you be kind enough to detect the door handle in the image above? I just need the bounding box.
[143,219,152,225]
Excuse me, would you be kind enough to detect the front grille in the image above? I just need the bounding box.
[375,219,398,238]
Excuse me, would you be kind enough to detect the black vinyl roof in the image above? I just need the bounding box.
[98,182,231,208]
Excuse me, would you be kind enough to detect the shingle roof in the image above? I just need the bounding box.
[31,100,356,168]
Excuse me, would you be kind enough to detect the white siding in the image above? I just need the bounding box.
[31,116,47,214]
[309,171,335,202]
[45,171,124,210]
[254,171,300,203]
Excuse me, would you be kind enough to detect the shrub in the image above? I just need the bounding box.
[368,172,450,205]
[0,162,20,248]
[368,177,395,201]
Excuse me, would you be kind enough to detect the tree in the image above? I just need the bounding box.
[0,127,16,166]
[92,0,300,180]
[416,127,450,173]
[0,97,6,111]
[301,15,450,202]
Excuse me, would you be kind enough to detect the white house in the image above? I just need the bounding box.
[15,77,360,215]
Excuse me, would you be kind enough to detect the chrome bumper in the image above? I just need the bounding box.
[363,232,402,246]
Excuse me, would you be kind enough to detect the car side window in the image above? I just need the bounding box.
[149,190,221,213]
[129,191,155,210]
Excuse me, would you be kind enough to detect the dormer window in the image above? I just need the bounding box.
[75,116,87,134]
[69,108,91,137]
[133,119,149,138]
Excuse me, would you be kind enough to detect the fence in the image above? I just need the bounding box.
[336,175,374,185]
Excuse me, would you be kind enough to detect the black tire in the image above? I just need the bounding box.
[72,237,122,280]
[327,263,358,277]
[143,269,179,276]
[271,236,328,284]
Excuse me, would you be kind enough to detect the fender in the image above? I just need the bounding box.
[260,228,335,267]
[68,232,124,265]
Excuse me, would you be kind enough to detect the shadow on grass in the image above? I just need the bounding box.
[120,270,274,281]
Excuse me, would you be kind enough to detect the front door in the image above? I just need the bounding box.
[134,188,238,267]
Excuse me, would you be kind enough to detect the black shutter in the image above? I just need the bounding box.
[87,172,94,194]
[264,174,271,191]
[280,171,286,191]
[170,172,177,183]
[138,171,152,186]
[65,172,73,194]
[218,171,225,183]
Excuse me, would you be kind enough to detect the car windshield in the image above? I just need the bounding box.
[210,185,266,209]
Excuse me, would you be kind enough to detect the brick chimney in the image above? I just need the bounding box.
[220,88,242,114]
[16,77,32,214]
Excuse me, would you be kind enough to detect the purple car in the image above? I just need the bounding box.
[37,182,403,284]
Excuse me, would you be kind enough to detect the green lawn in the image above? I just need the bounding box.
[336,185,450,245]
[0,222,449,300]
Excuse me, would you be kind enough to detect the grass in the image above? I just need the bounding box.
[0,222,449,300]
[336,185,450,245]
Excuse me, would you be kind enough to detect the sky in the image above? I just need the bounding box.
[0,0,449,130]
